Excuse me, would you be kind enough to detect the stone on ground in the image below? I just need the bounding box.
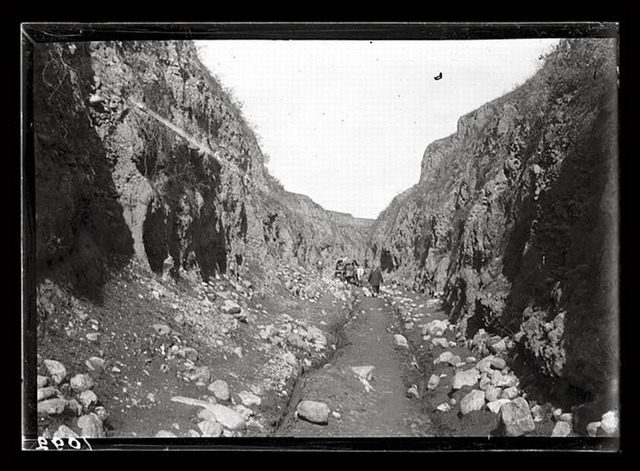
[500,386,519,400]
[37,398,68,416]
[487,399,512,414]
[460,390,486,415]
[351,365,375,381]
[427,374,440,390]
[152,323,171,336]
[85,356,106,372]
[53,425,79,439]
[586,421,601,437]
[78,390,98,408]
[424,319,449,336]
[490,357,506,370]
[43,359,67,385]
[198,419,223,437]
[393,334,408,348]
[70,373,94,392]
[171,396,247,431]
[452,368,480,390]
[78,413,105,438]
[221,300,241,315]
[296,400,330,425]
[499,397,535,436]
[239,391,262,407]
[37,386,59,402]
[551,420,572,437]
[37,375,49,388]
[187,366,211,383]
[485,385,501,402]
[601,410,619,434]
[155,430,177,438]
[208,379,230,401]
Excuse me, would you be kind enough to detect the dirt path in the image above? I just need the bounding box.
[275,293,431,437]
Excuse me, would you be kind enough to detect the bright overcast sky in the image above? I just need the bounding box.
[195,38,560,219]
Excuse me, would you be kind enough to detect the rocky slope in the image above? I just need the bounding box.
[32,39,371,302]
[367,38,619,410]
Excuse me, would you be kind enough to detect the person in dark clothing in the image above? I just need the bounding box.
[368,266,383,297]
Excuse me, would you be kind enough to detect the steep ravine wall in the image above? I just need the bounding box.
[368,38,619,406]
[32,40,370,298]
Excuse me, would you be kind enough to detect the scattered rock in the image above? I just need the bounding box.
[152,323,171,336]
[78,390,98,408]
[476,355,495,373]
[393,334,408,348]
[601,410,619,435]
[490,357,506,370]
[77,413,105,438]
[208,380,231,402]
[70,374,94,393]
[37,387,59,402]
[221,300,241,315]
[86,333,100,342]
[490,339,507,354]
[155,430,177,438]
[436,403,452,412]
[501,386,519,400]
[424,319,449,336]
[170,397,246,431]
[452,368,480,390]
[177,347,198,362]
[407,385,420,399]
[487,399,512,414]
[551,420,572,437]
[431,337,449,348]
[530,404,545,422]
[37,375,49,388]
[94,406,108,422]
[351,365,375,381]
[53,425,79,439]
[198,419,223,437]
[485,385,501,402]
[296,400,330,425]
[499,397,535,436]
[460,390,486,415]
[43,359,67,385]
[186,366,211,383]
[37,398,67,416]
[586,421,601,437]
[85,357,106,372]
[283,352,297,366]
[558,413,573,423]
[427,374,440,390]
[234,404,254,421]
[239,391,262,407]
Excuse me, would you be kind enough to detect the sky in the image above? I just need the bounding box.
[195,38,560,219]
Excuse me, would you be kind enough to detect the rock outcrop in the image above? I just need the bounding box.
[32,39,372,301]
[368,38,619,407]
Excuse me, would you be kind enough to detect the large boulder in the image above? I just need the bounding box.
[296,400,330,425]
[452,368,480,389]
[460,390,486,415]
[499,397,535,436]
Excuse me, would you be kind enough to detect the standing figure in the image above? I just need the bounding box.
[368,265,383,297]
[356,266,365,287]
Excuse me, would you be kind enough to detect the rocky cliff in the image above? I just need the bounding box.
[368,38,619,406]
[32,40,371,298]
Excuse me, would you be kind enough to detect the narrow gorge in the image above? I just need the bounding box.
[26,35,619,445]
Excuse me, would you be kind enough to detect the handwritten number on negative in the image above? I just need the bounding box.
[36,436,93,450]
